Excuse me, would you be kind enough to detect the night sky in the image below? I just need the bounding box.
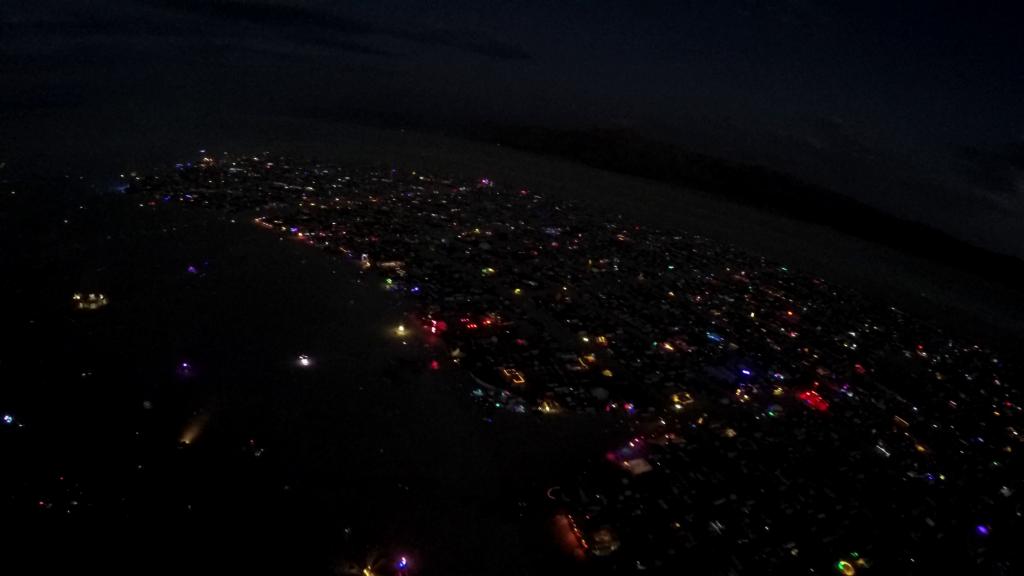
[3,1,1022,256]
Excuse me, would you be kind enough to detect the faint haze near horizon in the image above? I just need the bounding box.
[2,0,1022,257]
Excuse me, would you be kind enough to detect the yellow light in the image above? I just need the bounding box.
[396,324,407,336]
[601,369,613,378]
[514,288,523,295]
[539,400,560,414]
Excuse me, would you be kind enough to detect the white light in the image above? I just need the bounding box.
[298,354,312,367]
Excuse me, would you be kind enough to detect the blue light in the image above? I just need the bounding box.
[741,369,752,376]
[410,286,421,293]
[706,331,724,343]
[977,524,990,536]
[2,414,13,425]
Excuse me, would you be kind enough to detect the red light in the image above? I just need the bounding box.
[466,323,478,330]
[797,390,829,412]
[430,360,440,370]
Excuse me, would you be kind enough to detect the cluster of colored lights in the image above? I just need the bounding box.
[797,390,829,412]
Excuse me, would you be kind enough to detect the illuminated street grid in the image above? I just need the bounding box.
[122,154,1022,574]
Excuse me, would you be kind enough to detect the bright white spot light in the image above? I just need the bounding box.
[297,354,312,367]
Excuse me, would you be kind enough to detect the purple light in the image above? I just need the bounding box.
[397,556,408,569]
[741,369,752,376]
[177,361,194,377]
[289,227,299,233]
[186,265,198,274]
[976,524,990,536]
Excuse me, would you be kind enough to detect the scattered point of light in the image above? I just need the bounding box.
[180,413,209,445]
[396,556,408,570]
[2,414,13,425]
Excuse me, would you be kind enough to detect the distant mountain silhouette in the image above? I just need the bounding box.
[489,126,1024,287]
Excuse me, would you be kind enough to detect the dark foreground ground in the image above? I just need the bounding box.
[0,192,613,574]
